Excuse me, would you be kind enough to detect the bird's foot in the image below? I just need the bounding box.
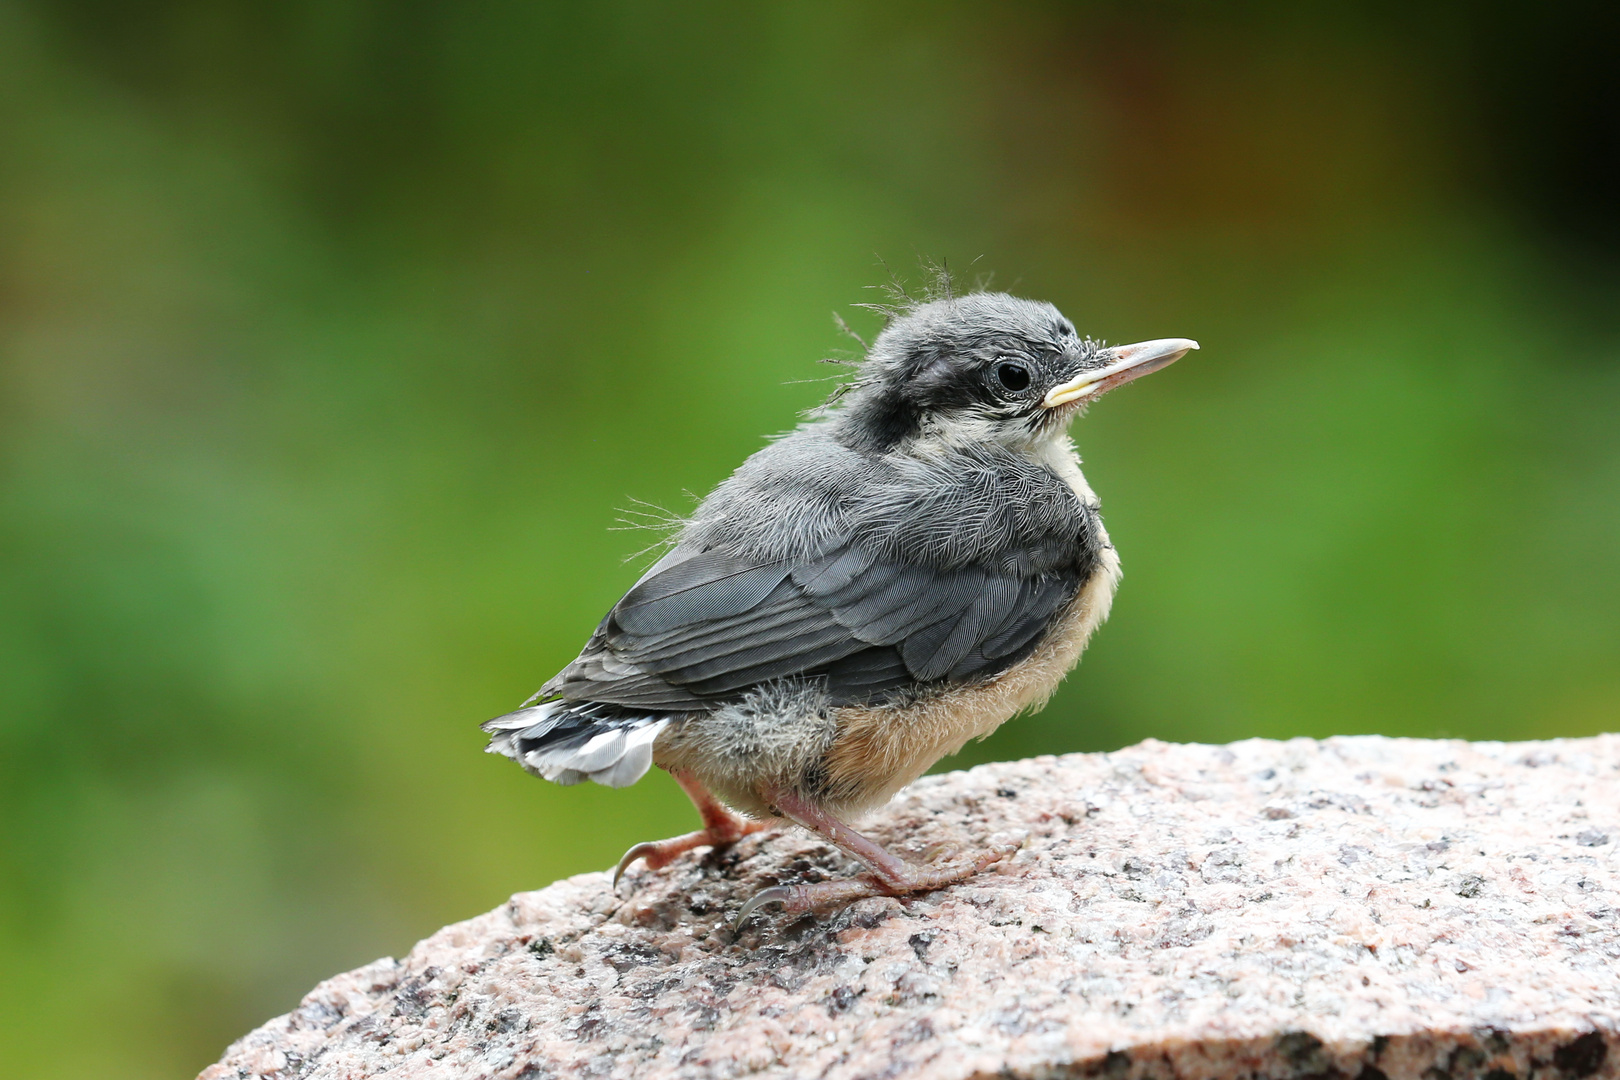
[614,816,770,888]
[735,835,1022,927]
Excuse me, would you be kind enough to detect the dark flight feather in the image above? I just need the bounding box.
[615,560,792,636]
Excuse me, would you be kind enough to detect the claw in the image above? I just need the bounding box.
[734,885,797,930]
[614,841,660,889]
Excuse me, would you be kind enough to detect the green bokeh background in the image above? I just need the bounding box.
[2,3,1618,1075]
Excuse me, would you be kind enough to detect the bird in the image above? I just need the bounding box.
[483,285,1196,921]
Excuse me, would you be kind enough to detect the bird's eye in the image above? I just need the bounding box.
[994,362,1031,392]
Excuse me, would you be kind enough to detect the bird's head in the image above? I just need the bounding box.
[831,291,1196,455]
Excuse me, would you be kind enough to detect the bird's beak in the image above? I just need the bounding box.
[1042,338,1199,408]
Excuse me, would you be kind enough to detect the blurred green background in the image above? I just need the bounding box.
[2,2,1618,1075]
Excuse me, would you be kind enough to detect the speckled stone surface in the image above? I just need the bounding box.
[202,736,1620,1080]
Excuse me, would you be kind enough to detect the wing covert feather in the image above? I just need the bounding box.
[554,543,1083,708]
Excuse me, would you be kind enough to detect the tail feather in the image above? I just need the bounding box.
[482,700,668,788]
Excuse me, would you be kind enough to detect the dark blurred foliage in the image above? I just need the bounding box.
[0,3,1616,1076]
[1459,1,1620,267]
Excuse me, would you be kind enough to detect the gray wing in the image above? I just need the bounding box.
[546,543,1081,709]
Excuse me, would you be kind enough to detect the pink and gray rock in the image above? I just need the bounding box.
[202,736,1620,1080]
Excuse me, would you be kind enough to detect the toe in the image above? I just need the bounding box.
[734,885,798,929]
[735,876,886,926]
[613,841,663,888]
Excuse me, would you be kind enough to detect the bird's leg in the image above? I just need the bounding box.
[613,769,771,887]
[736,785,1020,924]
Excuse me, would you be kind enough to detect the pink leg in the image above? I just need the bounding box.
[735,784,1021,925]
[613,770,771,887]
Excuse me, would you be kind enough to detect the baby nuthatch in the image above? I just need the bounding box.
[484,289,1196,920]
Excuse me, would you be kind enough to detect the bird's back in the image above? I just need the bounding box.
[484,423,1111,798]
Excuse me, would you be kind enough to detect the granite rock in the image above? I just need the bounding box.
[202,735,1620,1080]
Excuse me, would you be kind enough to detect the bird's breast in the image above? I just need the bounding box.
[810,436,1115,817]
